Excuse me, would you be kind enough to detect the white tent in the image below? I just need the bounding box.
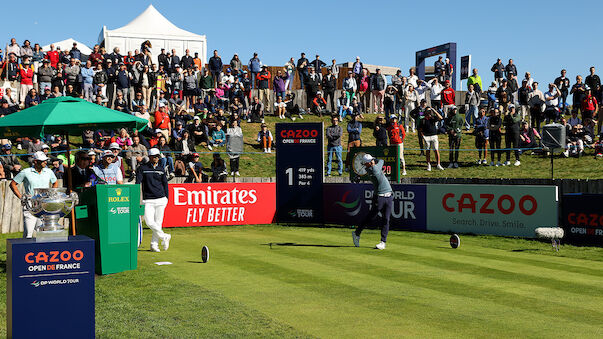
[42,38,93,55]
[98,5,207,66]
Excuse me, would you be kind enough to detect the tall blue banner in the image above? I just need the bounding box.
[276,122,324,223]
[7,236,95,338]
[323,183,427,230]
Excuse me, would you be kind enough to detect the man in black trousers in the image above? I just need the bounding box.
[352,153,394,250]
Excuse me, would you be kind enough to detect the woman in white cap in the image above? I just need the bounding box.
[93,150,123,184]
[352,153,393,250]
[10,151,58,238]
[136,148,171,252]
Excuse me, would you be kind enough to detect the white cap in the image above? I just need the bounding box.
[102,150,114,157]
[362,153,374,164]
[193,116,200,120]
[109,142,120,150]
[148,148,161,156]
[33,151,49,161]
[41,144,50,149]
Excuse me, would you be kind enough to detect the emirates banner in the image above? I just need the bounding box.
[163,183,276,227]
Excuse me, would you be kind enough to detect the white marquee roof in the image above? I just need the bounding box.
[100,4,205,41]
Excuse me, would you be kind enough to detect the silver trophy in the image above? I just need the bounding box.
[22,188,78,242]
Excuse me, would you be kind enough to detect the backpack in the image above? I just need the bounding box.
[359,77,369,92]
[250,58,261,73]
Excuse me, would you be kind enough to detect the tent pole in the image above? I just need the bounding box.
[66,133,76,236]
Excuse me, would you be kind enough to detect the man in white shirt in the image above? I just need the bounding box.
[425,78,444,110]
[10,151,58,238]
[407,68,419,88]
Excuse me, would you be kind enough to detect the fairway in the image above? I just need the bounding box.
[2,226,603,338]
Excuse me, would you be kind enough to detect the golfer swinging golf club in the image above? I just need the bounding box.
[352,153,393,250]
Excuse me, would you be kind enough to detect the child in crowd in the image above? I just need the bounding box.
[257,123,273,153]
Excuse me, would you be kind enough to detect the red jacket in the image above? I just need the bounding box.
[19,65,34,85]
[46,51,59,68]
[582,95,598,111]
[313,96,327,107]
[442,87,455,105]
[154,110,170,129]
[387,122,406,145]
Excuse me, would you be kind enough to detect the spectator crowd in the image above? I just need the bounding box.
[1,37,603,183]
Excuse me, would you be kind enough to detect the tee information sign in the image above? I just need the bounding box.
[275,122,324,223]
[7,236,95,338]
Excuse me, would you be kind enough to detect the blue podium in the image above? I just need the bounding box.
[6,236,95,338]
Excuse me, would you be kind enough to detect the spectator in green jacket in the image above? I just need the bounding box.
[445,106,464,168]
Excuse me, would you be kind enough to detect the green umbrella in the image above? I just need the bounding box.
[0,96,148,138]
[0,96,149,235]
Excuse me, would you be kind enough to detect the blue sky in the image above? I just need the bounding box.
[2,0,601,89]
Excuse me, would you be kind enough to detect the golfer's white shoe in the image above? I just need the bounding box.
[150,244,160,252]
[352,231,360,247]
[514,160,521,166]
[162,234,171,251]
[375,241,386,250]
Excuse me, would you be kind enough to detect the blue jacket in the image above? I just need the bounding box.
[81,67,94,84]
[347,121,362,142]
[117,70,130,89]
[476,116,490,139]
[209,56,223,72]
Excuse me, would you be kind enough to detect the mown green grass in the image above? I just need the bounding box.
[4,226,600,338]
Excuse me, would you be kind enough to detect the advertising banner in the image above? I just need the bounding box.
[561,194,603,245]
[426,184,558,237]
[348,146,400,183]
[460,55,471,80]
[275,122,324,223]
[7,236,95,338]
[323,183,427,230]
[163,183,276,227]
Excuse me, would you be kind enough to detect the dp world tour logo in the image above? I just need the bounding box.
[335,191,362,216]
[31,280,40,287]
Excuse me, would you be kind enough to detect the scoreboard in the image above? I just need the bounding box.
[348,146,401,183]
[275,122,324,223]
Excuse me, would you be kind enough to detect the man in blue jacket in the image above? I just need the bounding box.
[81,60,95,102]
[136,148,171,252]
[248,52,262,90]
[208,50,223,87]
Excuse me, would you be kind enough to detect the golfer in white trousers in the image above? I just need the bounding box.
[136,148,171,252]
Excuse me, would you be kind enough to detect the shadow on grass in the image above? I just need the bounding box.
[511,248,541,252]
[263,242,355,248]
